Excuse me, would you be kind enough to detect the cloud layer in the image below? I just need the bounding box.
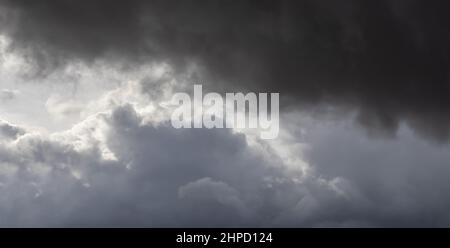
[0,76,448,227]
[1,0,450,139]
[0,82,329,227]
[0,1,450,227]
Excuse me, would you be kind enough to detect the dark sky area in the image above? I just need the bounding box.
[0,1,449,227]
[2,0,450,139]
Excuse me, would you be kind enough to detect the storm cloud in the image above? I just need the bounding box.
[1,0,450,139]
[0,83,449,227]
[0,0,449,227]
[0,87,339,227]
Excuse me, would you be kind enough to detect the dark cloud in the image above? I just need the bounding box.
[0,120,24,139]
[1,0,450,139]
[2,1,450,228]
[1,84,450,227]
[301,118,450,227]
[4,112,450,227]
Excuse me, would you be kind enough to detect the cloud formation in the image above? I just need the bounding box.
[0,82,332,227]
[0,1,450,228]
[0,76,448,227]
[1,0,450,139]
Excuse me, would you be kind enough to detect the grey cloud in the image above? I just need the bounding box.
[0,120,24,139]
[0,100,449,227]
[0,89,18,102]
[178,177,251,225]
[1,1,450,227]
[0,104,336,227]
[1,0,450,140]
[300,117,450,227]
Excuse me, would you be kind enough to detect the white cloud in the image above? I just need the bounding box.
[0,72,341,227]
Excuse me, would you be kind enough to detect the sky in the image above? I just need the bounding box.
[0,0,450,227]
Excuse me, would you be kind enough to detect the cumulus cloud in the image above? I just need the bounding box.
[0,1,449,228]
[0,78,320,227]
[0,95,337,227]
[0,70,448,227]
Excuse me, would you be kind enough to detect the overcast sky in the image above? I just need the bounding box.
[0,0,449,227]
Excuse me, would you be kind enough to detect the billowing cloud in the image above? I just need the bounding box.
[1,0,450,139]
[0,76,448,227]
[0,83,338,227]
[0,1,449,228]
